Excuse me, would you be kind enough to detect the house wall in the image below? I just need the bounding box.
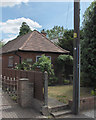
[2,52,19,68]
[2,51,61,69]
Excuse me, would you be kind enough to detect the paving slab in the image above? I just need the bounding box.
[48,97,65,107]
[81,109,95,118]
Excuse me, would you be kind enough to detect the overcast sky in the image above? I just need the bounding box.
[0,0,94,43]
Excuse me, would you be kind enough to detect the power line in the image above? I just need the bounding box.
[66,2,70,29]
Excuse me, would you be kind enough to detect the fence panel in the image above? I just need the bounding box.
[15,70,20,79]
[34,71,44,101]
[27,71,35,83]
[20,70,27,78]
[2,68,44,102]
[11,69,16,79]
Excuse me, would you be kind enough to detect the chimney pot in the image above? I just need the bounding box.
[41,29,47,36]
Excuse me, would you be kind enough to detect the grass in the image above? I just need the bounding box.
[48,85,92,104]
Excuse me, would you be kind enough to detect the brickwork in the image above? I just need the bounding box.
[2,53,19,68]
[69,96,95,111]
[19,78,34,107]
[2,51,60,69]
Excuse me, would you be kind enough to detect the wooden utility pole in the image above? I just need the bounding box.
[73,0,80,115]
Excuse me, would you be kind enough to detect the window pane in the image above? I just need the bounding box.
[36,56,51,62]
[26,58,32,62]
[8,56,13,67]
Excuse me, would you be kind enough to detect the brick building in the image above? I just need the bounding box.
[2,30,69,69]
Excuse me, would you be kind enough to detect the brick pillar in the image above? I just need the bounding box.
[19,78,33,107]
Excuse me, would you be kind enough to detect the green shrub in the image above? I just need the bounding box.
[32,54,54,76]
[15,60,33,70]
[32,55,58,86]
[55,55,73,81]
[91,89,96,96]
[48,76,58,86]
[57,55,73,65]
[63,79,70,84]
[15,54,57,86]
[80,72,92,87]
[11,95,17,101]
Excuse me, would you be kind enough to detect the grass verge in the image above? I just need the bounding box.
[48,85,92,104]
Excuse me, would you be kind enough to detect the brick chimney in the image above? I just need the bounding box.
[41,29,47,36]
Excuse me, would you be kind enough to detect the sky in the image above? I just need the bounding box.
[0,0,94,43]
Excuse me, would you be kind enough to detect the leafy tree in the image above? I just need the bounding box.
[18,22,32,37]
[46,26,64,40]
[46,26,84,56]
[58,29,74,56]
[57,29,84,56]
[32,54,54,76]
[81,1,96,87]
[56,55,73,83]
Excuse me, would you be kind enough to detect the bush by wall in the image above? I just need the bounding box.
[55,55,73,84]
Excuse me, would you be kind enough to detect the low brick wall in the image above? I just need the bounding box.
[69,96,95,111]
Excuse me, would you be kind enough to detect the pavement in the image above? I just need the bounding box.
[1,91,47,119]
[82,109,95,118]
[0,90,95,119]
[57,110,95,119]
[48,97,64,107]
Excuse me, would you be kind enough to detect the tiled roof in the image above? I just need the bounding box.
[2,30,69,54]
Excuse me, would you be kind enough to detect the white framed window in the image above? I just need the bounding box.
[8,56,13,67]
[36,56,41,62]
[36,56,51,62]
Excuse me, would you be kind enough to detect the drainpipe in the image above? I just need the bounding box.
[14,51,21,64]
